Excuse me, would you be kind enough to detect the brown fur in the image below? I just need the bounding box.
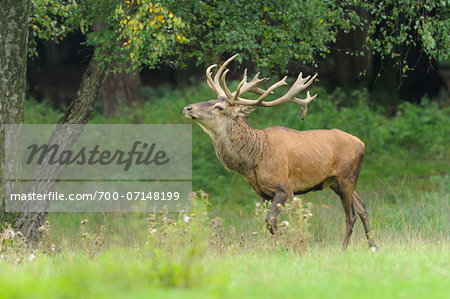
[184,96,377,250]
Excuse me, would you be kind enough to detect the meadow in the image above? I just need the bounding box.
[1,82,449,298]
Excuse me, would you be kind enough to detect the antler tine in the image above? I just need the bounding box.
[220,69,233,99]
[295,91,318,120]
[252,76,288,104]
[293,90,318,106]
[230,76,288,106]
[205,54,239,98]
[207,54,274,104]
[230,69,285,106]
[260,73,318,107]
[229,69,248,104]
[239,72,271,95]
[213,53,239,89]
[259,73,318,119]
[206,64,218,92]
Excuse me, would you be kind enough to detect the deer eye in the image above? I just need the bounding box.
[214,105,224,111]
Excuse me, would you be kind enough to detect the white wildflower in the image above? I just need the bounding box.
[28,253,36,261]
[183,215,190,223]
[280,220,290,229]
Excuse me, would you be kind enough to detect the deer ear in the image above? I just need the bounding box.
[234,105,257,117]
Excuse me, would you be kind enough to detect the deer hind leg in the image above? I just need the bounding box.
[353,191,377,250]
[265,191,291,234]
[331,183,357,250]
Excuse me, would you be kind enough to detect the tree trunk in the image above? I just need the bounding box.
[101,71,142,117]
[0,0,30,227]
[14,53,109,244]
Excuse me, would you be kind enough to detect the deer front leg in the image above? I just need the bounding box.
[265,191,289,234]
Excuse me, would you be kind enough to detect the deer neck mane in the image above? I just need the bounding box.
[212,116,266,174]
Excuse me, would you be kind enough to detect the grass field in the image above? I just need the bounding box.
[1,84,449,298]
[1,243,448,298]
[1,181,448,299]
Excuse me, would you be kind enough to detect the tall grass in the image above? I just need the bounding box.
[0,185,448,298]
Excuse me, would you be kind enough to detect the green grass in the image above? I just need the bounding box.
[221,246,448,299]
[1,174,448,298]
[0,242,448,299]
[1,83,448,298]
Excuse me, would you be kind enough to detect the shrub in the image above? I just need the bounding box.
[140,191,211,288]
[254,197,313,252]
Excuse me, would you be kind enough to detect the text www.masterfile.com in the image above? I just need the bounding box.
[9,191,181,201]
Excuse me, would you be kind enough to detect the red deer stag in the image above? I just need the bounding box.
[183,54,377,250]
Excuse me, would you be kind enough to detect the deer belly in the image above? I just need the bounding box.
[291,175,336,194]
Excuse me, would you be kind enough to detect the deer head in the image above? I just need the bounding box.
[183,54,318,139]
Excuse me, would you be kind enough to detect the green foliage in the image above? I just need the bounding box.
[111,1,186,70]
[28,0,82,57]
[24,97,61,123]
[360,0,450,74]
[293,89,449,158]
[166,0,361,69]
[29,0,449,74]
[83,0,187,72]
[29,0,188,72]
[388,99,450,155]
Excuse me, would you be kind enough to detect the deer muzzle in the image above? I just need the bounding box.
[183,105,196,119]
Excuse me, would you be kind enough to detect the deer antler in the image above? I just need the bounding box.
[259,73,318,120]
[206,54,318,119]
[206,53,239,98]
